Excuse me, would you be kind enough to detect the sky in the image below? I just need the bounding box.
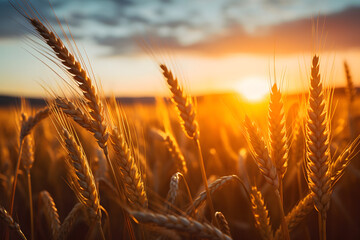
[0,0,360,98]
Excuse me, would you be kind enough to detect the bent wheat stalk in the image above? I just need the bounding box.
[129,210,233,240]
[29,19,108,152]
[160,64,215,224]
[187,175,249,216]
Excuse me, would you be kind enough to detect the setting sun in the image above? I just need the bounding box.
[236,76,269,102]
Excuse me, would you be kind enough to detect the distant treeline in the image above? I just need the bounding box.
[0,87,356,107]
[0,95,156,107]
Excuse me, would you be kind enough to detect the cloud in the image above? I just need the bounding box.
[0,0,74,39]
[94,32,183,56]
[90,6,360,57]
[1,0,360,57]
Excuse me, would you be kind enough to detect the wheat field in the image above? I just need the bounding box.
[1,2,360,240]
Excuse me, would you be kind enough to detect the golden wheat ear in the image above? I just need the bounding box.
[110,127,148,209]
[9,106,50,216]
[39,191,61,239]
[244,116,279,189]
[150,128,188,175]
[62,128,101,220]
[250,186,274,240]
[27,17,109,153]
[268,83,288,180]
[274,193,314,240]
[344,61,356,103]
[165,172,193,213]
[160,64,199,140]
[305,55,332,217]
[305,55,332,240]
[215,212,231,237]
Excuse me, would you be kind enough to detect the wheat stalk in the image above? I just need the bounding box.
[20,132,36,240]
[129,210,233,240]
[306,55,331,240]
[187,175,248,215]
[160,63,216,224]
[9,107,50,217]
[30,19,108,152]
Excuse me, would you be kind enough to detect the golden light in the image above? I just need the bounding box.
[236,76,269,102]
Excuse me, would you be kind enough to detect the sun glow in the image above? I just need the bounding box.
[236,76,269,102]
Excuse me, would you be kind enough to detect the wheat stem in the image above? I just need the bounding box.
[26,170,34,240]
[318,212,326,240]
[275,190,290,240]
[195,139,217,225]
[9,140,23,215]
